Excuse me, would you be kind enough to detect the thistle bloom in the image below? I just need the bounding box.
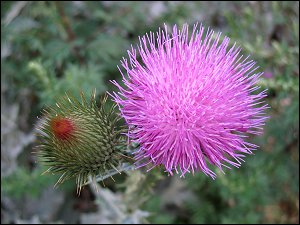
[111,23,268,178]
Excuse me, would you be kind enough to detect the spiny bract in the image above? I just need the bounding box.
[111,23,269,178]
[36,91,128,191]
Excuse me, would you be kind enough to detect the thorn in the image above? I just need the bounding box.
[119,153,134,162]
[77,186,82,196]
[41,167,52,175]
[110,164,122,174]
[110,176,115,182]
[92,88,96,100]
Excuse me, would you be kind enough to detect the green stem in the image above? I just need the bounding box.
[83,163,136,186]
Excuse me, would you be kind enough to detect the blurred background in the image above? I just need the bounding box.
[1,1,299,224]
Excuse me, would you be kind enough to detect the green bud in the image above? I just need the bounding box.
[35,91,129,192]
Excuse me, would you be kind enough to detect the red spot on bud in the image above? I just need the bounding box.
[50,116,75,140]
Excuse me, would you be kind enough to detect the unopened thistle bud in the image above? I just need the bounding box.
[36,91,128,191]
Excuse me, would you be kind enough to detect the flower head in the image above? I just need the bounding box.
[36,91,128,191]
[111,23,268,178]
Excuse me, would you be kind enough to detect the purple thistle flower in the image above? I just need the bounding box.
[110,23,269,178]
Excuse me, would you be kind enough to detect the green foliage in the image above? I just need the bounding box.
[1,1,142,107]
[143,196,176,224]
[1,166,59,199]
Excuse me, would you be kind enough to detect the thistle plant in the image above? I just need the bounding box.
[36,22,269,190]
[36,91,129,192]
[111,23,269,178]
